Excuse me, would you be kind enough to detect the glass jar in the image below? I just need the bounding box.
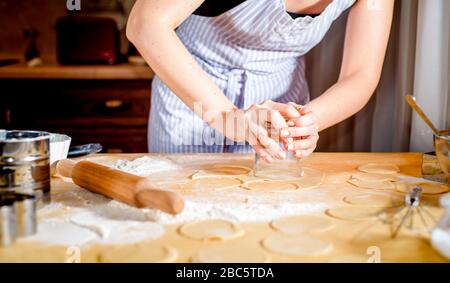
[253,122,304,180]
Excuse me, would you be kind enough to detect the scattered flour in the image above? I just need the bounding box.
[34,156,328,247]
[112,156,181,177]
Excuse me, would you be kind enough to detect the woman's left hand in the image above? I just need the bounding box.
[283,106,320,158]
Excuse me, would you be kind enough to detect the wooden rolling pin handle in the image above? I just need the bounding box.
[56,159,184,215]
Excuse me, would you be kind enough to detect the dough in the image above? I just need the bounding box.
[241,180,299,192]
[378,237,445,263]
[328,255,372,263]
[326,206,385,221]
[179,219,244,241]
[396,182,449,195]
[344,194,404,208]
[348,178,396,190]
[192,245,269,263]
[191,165,252,180]
[184,177,243,190]
[99,244,178,263]
[351,172,399,182]
[261,234,332,256]
[357,163,400,175]
[271,215,334,234]
[292,168,325,190]
[241,168,324,192]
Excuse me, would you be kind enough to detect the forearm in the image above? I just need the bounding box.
[127,2,236,128]
[305,71,378,131]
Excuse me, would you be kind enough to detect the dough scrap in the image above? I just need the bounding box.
[344,194,403,208]
[352,172,399,182]
[192,245,269,263]
[396,182,450,195]
[191,165,252,180]
[261,234,332,257]
[271,215,334,234]
[179,219,244,241]
[358,163,400,175]
[99,244,178,263]
[184,177,243,191]
[348,178,396,190]
[326,206,385,221]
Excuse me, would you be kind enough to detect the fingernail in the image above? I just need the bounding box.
[315,125,320,131]
[281,130,290,137]
[287,121,295,127]
[278,151,287,159]
[287,143,294,151]
[287,138,294,143]
[295,150,302,157]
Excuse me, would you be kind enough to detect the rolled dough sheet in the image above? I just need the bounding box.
[358,163,400,175]
[328,254,373,263]
[191,165,252,179]
[348,178,396,190]
[192,245,269,263]
[99,244,178,263]
[261,234,333,257]
[184,177,243,191]
[179,219,245,241]
[378,237,446,263]
[351,172,399,182]
[271,215,334,234]
[396,182,450,195]
[344,194,403,208]
[326,206,386,221]
[241,180,299,192]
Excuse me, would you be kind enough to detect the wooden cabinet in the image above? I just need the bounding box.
[0,64,153,153]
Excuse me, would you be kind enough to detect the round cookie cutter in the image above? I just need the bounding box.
[0,192,37,246]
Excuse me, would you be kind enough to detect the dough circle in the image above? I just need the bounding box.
[262,234,332,256]
[242,167,324,192]
[241,180,299,192]
[344,194,403,208]
[396,182,450,195]
[348,178,396,190]
[357,163,400,175]
[326,206,384,221]
[99,244,178,263]
[185,177,243,190]
[351,172,399,182]
[179,219,244,241]
[271,215,334,234]
[191,165,252,179]
[192,245,269,263]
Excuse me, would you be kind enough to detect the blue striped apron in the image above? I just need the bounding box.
[149,0,356,153]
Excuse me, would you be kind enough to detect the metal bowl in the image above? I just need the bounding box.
[434,130,450,183]
[49,133,71,165]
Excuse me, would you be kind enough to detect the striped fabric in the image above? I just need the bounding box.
[149,0,356,153]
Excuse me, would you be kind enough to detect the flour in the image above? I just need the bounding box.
[35,156,328,247]
[112,156,181,177]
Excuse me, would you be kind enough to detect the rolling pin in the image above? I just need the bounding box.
[56,159,184,215]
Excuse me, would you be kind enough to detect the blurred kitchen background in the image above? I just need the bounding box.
[0,0,448,154]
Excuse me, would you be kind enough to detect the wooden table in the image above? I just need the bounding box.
[0,153,448,263]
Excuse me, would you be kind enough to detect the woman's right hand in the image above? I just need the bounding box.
[220,100,300,162]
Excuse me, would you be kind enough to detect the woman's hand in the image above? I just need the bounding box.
[221,100,300,162]
[284,105,319,158]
